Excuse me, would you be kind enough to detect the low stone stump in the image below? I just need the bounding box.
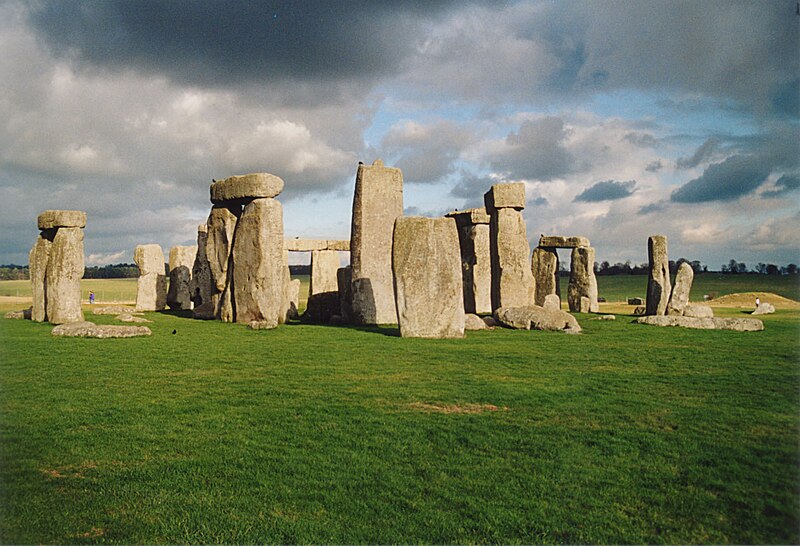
[5,308,31,320]
[494,306,581,333]
[684,304,714,318]
[465,313,490,330]
[52,321,152,338]
[635,316,764,331]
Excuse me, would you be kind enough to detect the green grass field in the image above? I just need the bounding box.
[0,286,798,543]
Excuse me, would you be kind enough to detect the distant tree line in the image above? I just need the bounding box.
[721,259,797,275]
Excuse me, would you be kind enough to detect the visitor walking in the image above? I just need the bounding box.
[89,291,95,304]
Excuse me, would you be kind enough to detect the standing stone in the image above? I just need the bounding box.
[206,205,240,321]
[667,262,694,316]
[485,184,535,310]
[531,246,560,307]
[445,208,492,315]
[392,217,465,338]
[350,159,403,324]
[29,233,53,322]
[543,293,561,310]
[286,278,301,320]
[305,249,341,323]
[190,225,215,318]
[231,198,285,325]
[167,245,197,310]
[279,250,293,323]
[567,246,599,313]
[646,235,671,316]
[134,244,167,312]
[45,227,85,324]
[337,266,353,323]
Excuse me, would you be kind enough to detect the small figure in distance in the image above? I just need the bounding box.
[89,291,95,305]
[755,296,760,308]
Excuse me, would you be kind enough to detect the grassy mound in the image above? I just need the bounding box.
[708,292,800,309]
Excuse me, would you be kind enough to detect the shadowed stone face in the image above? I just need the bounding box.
[45,227,85,324]
[167,245,197,311]
[488,206,535,310]
[29,232,53,322]
[646,235,671,316]
[392,217,464,338]
[446,208,491,315]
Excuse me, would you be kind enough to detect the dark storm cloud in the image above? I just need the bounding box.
[762,174,800,198]
[489,117,573,181]
[671,154,770,203]
[26,0,467,87]
[574,180,636,202]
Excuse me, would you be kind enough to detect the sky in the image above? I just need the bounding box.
[1,0,798,270]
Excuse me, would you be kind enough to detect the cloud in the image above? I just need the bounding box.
[638,201,665,215]
[623,132,658,147]
[671,154,770,203]
[676,138,720,169]
[487,117,573,181]
[761,174,800,198]
[645,160,663,172]
[574,180,636,202]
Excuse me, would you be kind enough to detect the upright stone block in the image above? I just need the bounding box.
[350,159,403,324]
[392,217,464,338]
[486,188,535,310]
[484,183,525,211]
[646,235,671,316]
[337,266,353,323]
[134,244,167,311]
[167,245,197,310]
[567,246,599,313]
[231,198,285,325]
[531,246,560,307]
[29,232,54,322]
[667,262,694,316]
[305,249,341,323]
[206,205,240,321]
[45,227,85,324]
[446,208,492,315]
[190,225,215,318]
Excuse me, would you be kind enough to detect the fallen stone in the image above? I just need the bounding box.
[116,313,152,323]
[166,245,197,311]
[93,305,139,315]
[45,227,85,324]
[538,236,590,248]
[484,182,525,211]
[627,297,645,305]
[646,235,671,316]
[752,302,776,315]
[633,306,646,315]
[494,305,581,333]
[594,315,616,321]
[5,308,31,319]
[192,302,216,320]
[392,217,465,338]
[482,316,499,328]
[667,262,694,316]
[543,294,561,310]
[465,313,489,330]
[684,304,714,318]
[210,172,284,204]
[635,315,763,331]
[37,210,87,230]
[52,321,152,338]
[248,318,279,330]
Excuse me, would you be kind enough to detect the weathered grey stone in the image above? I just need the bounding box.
[568,246,599,313]
[116,313,152,323]
[304,249,341,323]
[538,236,590,248]
[531,246,559,306]
[279,250,292,323]
[304,292,341,323]
[206,205,240,321]
[494,306,581,333]
[448,209,492,314]
[5,308,31,319]
[51,321,151,338]
[37,210,86,230]
[667,262,694,316]
[636,315,764,331]
[543,293,561,310]
[190,225,214,316]
[166,245,197,311]
[752,302,776,315]
[134,244,166,312]
[248,318,279,330]
[392,217,464,338]
[29,233,53,322]
[484,183,525,211]
[684,304,714,318]
[45,227,84,324]
[93,305,138,315]
[232,198,285,325]
[350,159,403,325]
[337,266,353,323]
[489,207,535,310]
[210,172,284,204]
[646,235,671,316]
[594,315,616,320]
[482,316,499,328]
[465,313,489,330]
[284,239,350,252]
[627,297,645,305]
[287,278,301,320]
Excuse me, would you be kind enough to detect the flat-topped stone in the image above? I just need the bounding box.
[284,239,350,252]
[484,183,525,211]
[37,210,87,230]
[51,321,152,338]
[538,236,590,248]
[636,315,763,331]
[445,208,491,225]
[210,173,284,204]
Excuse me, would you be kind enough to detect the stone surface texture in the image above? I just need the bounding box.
[567,246,599,313]
[45,227,85,324]
[543,293,561,310]
[684,304,714,318]
[51,321,152,338]
[667,262,694,316]
[531,246,560,306]
[449,209,492,314]
[166,245,197,310]
[494,306,581,333]
[350,159,403,324]
[134,244,167,312]
[286,278,301,320]
[29,234,52,322]
[284,239,350,252]
[210,173,284,204]
[489,207,535,310]
[190,225,214,316]
[636,315,764,331]
[392,217,464,338]
[464,313,489,330]
[337,266,353,323]
[646,235,671,316]
[484,183,525,211]
[538,236,590,248]
[37,210,87,229]
[205,205,240,321]
[752,302,776,315]
[231,198,285,325]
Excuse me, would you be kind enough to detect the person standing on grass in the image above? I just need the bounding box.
[755,296,760,308]
[89,291,95,304]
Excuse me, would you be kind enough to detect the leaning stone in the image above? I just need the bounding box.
[752,302,776,315]
[465,313,489,330]
[166,245,197,310]
[232,198,285,325]
[37,210,87,230]
[46,227,84,325]
[667,262,694,316]
[484,183,525,211]
[134,244,167,311]
[489,207,535,310]
[646,235,671,316]
[543,294,561,310]
[635,315,763,332]
[684,304,714,318]
[210,172,284,204]
[29,233,53,322]
[538,236,590,248]
[494,305,581,333]
[116,313,152,323]
[392,217,465,338]
[567,246,599,313]
[51,321,152,338]
[350,159,404,325]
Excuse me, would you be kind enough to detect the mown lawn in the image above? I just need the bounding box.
[0,303,797,544]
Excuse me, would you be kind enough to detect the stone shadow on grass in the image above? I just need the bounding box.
[284,319,400,337]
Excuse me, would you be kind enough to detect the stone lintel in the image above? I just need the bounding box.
[284,239,350,252]
[538,236,591,248]
[37,210,87,230]
[484,183,525,211]
[445,207,490,225]
[210,173,284,204]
